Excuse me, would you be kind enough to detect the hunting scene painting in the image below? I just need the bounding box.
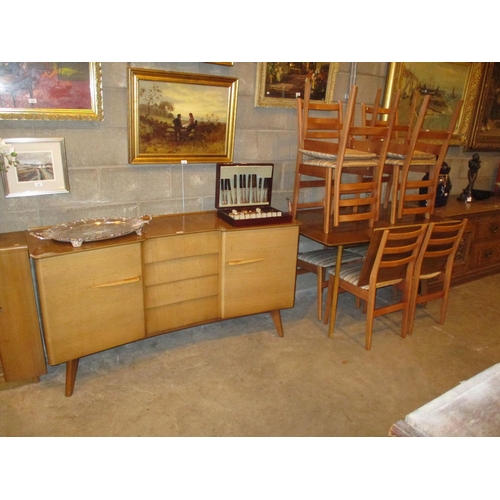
[128,69,238,164]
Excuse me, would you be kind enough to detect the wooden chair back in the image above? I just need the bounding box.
[396,97,463,219]
[407,219,468,335]
[357,224,427,289]
[298,79,344,156]
[331,87,401,226]
[416,219,467,278]
[362,89,419,143]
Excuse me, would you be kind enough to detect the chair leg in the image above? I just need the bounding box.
[327,246,343,337]
[323,168,333,234]
[365,292,376,351]
[316,266,324,321]
[324,273,333,325]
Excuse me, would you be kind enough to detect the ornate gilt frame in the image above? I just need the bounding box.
[467,62,500,150]
[383,62,483,146]
[128,68,238,164]
[0,63,103,121]
[254,62,339,108]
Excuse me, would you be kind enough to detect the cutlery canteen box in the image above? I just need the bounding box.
[215,163,293,227]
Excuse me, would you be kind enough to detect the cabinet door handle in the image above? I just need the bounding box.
[491,224,499,233]
[484,251,493,258]
[227,258,265,266]
[93,276,141,288]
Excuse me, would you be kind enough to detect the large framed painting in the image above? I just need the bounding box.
[128,68,238,164]
[383,62,483,145]
[1,138,70,197]
[467,62,500,150]
[254,62,339,108]
[0,62,103,121]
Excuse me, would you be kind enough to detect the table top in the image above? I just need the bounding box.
[296,207,441,247]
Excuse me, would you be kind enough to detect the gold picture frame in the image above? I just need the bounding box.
[467,62,500,150]
[0,63,103,121]
[1,138,70,197]
[128,68,238,165]
[254,62,339,108]
[383,62,483,146]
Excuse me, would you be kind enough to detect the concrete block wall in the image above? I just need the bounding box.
[1,62,499,290]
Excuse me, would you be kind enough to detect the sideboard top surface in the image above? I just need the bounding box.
[434,196,500,219]
[26,210,300,259]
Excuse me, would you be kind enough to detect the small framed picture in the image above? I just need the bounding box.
[1,137,70,197]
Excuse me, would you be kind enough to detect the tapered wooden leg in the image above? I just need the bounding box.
[270,310,284,337]
[328,245,343,338]
[65,358,79,397]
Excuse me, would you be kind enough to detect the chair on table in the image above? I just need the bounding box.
[325,224,427,350]
[406,219,468,336]
[360,90,419,210]
[292,82,400,233]
[291,79,344,230]
[390,97,463,223]
[296,247,363,321]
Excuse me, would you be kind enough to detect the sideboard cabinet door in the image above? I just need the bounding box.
[34,243,145,365]
[221,226,299,318]
[0,233,46,383]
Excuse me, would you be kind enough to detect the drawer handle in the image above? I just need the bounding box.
[228,258,265,266]
[484,251,493,258]
[491,224,499,233]
[93,276,141,288]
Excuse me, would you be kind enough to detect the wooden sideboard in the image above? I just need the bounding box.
[0,232,47,390]
[433,196,500,286]
[25,211,300,396]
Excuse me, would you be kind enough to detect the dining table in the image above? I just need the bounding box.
[295,206,443,306]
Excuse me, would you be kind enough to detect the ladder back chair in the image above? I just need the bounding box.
[326,224,427,350]
[407,219,468,336]
[292,83,400,233]
[291,79,344,228]
[392,98,463,223]
[361,90,419,210]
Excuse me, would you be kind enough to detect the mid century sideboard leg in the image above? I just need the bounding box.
[270,310,284,337]
[65,358,80,397]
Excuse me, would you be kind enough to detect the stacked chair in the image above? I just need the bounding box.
[293,80,464,341]
[291,82,401,233]
[385,96,463,223]
[294,82,399,320]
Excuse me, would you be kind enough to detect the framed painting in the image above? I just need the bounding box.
[1,138,70,197]
[383,62,483,145]
[254,62,339,108]
[0,62,103,121]
[467,62,500,150]
[128,68,238,164]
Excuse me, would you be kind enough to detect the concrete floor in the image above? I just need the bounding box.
[1,273,500,437]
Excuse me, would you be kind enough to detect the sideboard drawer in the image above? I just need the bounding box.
[474,216,500,241]
[143,232,220,335]
[469,240,500,269]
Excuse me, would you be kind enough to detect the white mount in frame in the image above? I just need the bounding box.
[1,137,70,197]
